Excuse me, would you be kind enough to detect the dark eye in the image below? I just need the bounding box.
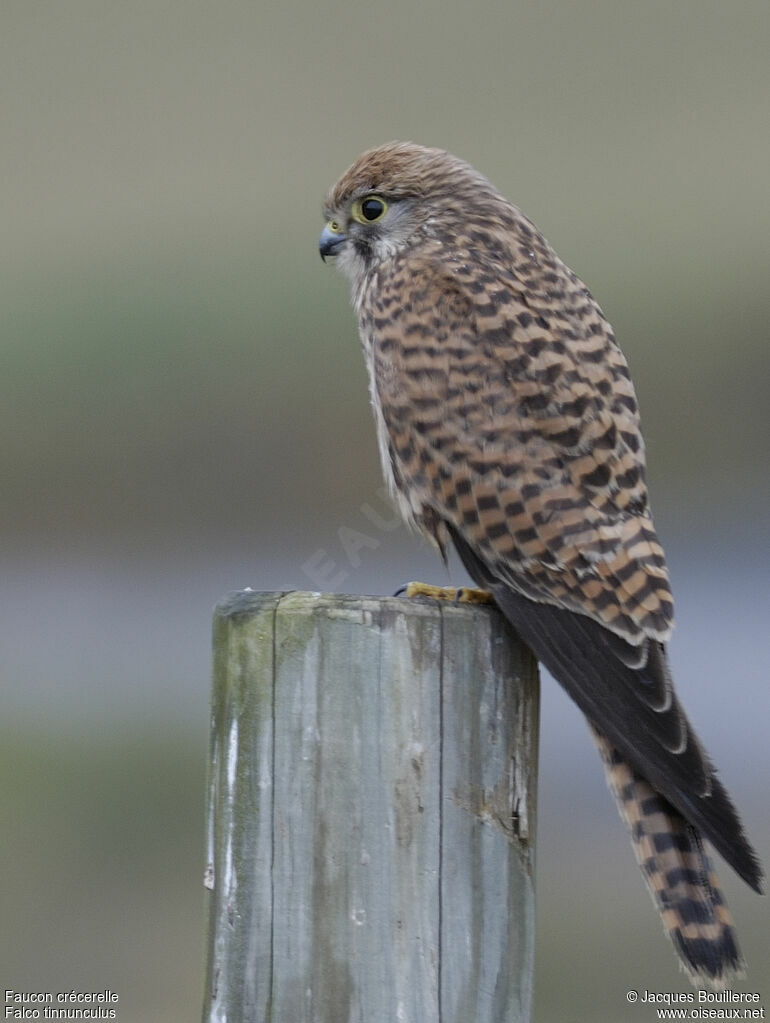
[352,195,388,224]
[361,198,385,221]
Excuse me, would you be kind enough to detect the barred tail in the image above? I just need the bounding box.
[591,725,744,987]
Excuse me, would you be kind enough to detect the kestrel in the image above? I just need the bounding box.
[319,142,762,985]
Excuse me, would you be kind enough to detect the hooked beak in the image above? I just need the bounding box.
[319,222,347,262]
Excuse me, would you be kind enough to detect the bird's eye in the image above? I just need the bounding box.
[361,197,385,221]
[352,195,388,224]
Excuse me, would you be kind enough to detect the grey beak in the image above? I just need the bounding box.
[319,224,347,262]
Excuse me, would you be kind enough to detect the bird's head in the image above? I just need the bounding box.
[320,141,510,290]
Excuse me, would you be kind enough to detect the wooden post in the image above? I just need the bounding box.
[202,590,539,1023]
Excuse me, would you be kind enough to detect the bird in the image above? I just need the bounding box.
[318,141,763,986]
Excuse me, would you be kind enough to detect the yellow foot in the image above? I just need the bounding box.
[404,582,494,605]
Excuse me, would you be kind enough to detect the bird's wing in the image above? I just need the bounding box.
[370,250,672,646]
[368,253,762,891]
[448,520,762,892]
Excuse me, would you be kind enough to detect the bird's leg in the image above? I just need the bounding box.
[403,581,494,605]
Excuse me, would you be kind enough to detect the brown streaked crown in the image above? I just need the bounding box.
[324,141,503,217]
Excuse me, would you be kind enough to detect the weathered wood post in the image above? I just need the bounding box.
[202,590,539,1023]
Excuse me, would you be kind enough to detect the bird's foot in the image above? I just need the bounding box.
[402,581,494,605]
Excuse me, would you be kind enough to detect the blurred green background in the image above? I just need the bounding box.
[1,2,768,1020]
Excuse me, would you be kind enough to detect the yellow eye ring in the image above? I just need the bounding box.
[351,195,388,224]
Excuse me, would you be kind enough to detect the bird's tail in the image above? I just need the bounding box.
[591,725,744,987]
